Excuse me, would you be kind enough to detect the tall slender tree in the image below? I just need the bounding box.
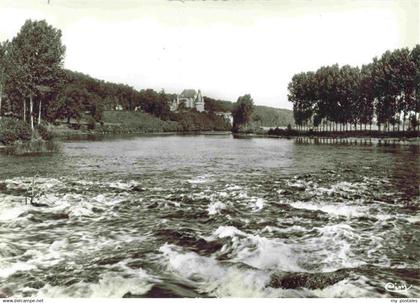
[358,64,375,130]
[0,41,7,118]
[288,72,317,130]
[6,20,65,129]
[410,45,420,130]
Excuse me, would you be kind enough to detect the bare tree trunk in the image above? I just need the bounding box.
[402,113,405,131]
[30,94,34,130]
[0,84,2,119]
[418,113,419,131]
[23,99,26,122]
[38,99,42,125]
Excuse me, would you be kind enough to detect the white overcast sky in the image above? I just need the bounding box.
[0,0,418,109]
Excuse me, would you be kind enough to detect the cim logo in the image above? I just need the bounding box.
[385,282,413,293]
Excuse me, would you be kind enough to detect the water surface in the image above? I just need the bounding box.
[0,135,419,298]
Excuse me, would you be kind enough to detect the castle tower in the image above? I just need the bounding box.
[195,89,205,112]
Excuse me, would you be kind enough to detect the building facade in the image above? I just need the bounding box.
[170,89,205,112]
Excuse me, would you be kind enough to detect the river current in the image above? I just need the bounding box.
[0,135,419,298]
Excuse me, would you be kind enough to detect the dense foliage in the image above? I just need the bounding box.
[232,94,254,130]
[52,71,173,123]
[168,111,230,131]
[0,118,32,145]
[288,46,420,131]
[3,20,65,129]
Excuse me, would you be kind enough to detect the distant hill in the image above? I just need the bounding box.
[204,97,294,127]
[253,105,294,127]
[204,97,233,112]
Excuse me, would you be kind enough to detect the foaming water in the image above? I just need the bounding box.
[0,135,418,298]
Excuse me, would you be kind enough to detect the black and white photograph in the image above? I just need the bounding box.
[0,0,419,301]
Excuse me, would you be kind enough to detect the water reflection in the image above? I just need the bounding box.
[295,137,419,146]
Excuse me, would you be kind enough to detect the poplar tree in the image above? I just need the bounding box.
[6,20,65,129]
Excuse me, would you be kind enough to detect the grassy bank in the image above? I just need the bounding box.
[49,111,179,138]
[50,110,231,138]
[100,111,179,133]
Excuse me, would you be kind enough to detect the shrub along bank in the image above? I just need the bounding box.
[0,118,57,154]
[0,118,32,145]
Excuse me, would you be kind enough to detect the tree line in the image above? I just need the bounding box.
[55,70,174,124]
[288,46,420,132]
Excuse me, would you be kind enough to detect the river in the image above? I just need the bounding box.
[0,134,419,298]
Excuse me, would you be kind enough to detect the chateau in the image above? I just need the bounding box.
[170,89,205,112]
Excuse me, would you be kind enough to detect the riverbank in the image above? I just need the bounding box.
[51,129,232,141]
[50,110,232,139]
[235,128,420,139]
[1,112,232,153]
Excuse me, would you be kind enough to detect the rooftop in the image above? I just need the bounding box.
[180,89,197,98]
